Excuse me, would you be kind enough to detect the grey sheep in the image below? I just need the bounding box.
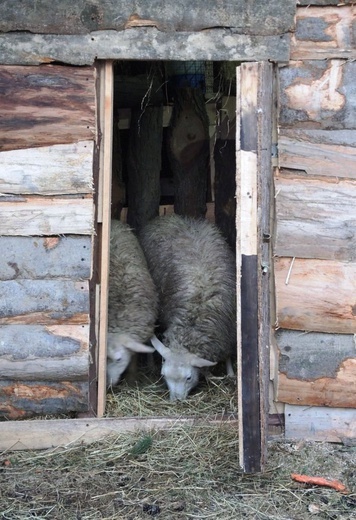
[138,214,236,400]
[107,220,157,387]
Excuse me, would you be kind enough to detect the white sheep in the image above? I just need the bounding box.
[139,214,236,401]
[107,220,157,387]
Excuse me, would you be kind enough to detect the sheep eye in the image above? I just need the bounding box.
[186,375,192,381]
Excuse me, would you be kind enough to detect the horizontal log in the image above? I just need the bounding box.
[0,235,92,280]
[0,280,90,325]
[0,196,94,235]
[280,129,356,148]
[0,325,90,381]
[0,0,295,35]
[291,6,356,60]
[279,59,356,130]
[0,30,291,66]
[278,134,356,180]
[275,257,356,334]
[275,174,356,261]
[0,65,96,151]
[0,381,89,419]
[276,329,356,379]
[297,0,354,4]
[0,141,94,194]
[278,358,356,408]
[285,404,356,443]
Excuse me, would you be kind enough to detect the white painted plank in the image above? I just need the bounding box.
[0,196,94,235]
[0,141,94,195]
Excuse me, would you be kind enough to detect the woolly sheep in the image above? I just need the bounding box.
[138,214,236,401]
[107,220,157,387]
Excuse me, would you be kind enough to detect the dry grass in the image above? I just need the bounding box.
[1,367,355,519]
[105,369,238,419]
[1,423,355,519]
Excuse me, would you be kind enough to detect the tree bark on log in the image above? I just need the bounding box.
[126,105,163,231]
[168,88,210,218]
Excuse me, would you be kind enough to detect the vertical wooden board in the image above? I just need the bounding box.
[0,381,89,419]
[0,141,94,195]
[0,324,90,381]
[96,61,114,416]
[0,235,92,280]
[237,62,273,473]
[0,196,94,235]
[291,6,356,60]
[0,65,96,151]
[279,59,356,130]
[0,280,90,325]
[285,404,356,443]
[275,257,356,334]
[275,174,356,261]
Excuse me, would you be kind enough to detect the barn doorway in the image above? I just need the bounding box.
[95,60,274,472]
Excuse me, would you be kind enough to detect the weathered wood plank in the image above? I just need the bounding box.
[236,62,273,473]
[275,174,356,261]
[278,133,356,180]
[277,330,356,380]
[0,325,89,381]
[285,405,356,443]
[0,235,92,280]
[279,359,356,408]
[0,196,94,235]
[275,257,356,334]
[0,381,89,419]
[0,141,94,194]
[279,59,356,130]
[280,129,356,148]
[0,65,96,151]
[0,280,90,325]
[0,30,291,66]
[292,6,356,60]
[298,0,355,5]
[276,329,356,408]
[96,61,114,417]
[0,0,295,35]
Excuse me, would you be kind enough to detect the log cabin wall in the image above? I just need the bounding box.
[275,1,356,437]
[0,65,97,418]
[0,0,295,423]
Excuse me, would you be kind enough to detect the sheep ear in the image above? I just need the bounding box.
[150,335,171,359]
[122,338,155,354]
[190,354,217,369]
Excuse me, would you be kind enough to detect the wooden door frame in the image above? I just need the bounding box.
[95,60,274,472]
[236,62,273,473]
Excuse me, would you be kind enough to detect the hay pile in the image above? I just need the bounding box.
[1,423,355,519]
[105,371,237,418]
